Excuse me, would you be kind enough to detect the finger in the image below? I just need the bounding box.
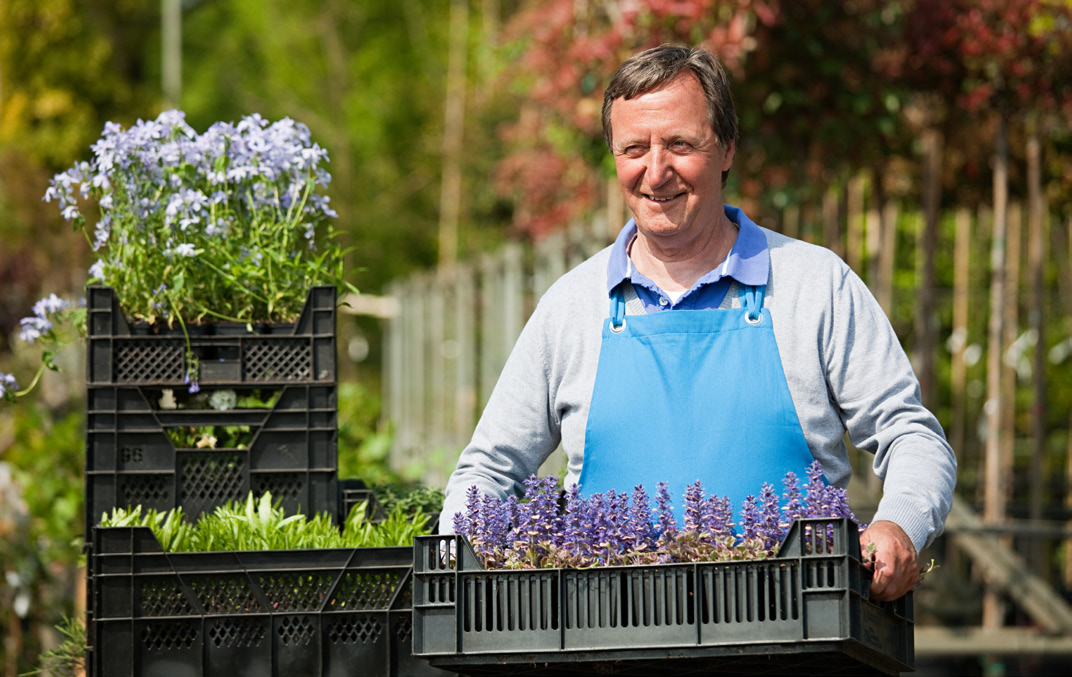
[869,565,890,599]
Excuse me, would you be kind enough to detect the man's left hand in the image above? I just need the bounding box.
[859,520,918,602]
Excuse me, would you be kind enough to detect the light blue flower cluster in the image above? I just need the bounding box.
[455,461,864,569]
[18,294,76,344]
[0,372,17,401]
[45,110,335,261]
[41,110,346,327]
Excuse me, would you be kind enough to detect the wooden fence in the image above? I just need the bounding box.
[383,214,616,485]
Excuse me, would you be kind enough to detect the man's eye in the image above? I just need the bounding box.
[623,146,645,157]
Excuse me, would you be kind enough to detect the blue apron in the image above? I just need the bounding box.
[578,282,815,512]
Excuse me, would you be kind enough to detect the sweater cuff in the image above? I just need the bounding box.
[871,495,938,554]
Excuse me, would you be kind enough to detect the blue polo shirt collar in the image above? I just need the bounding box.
[605,204,770,307]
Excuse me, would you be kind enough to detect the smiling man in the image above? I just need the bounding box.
[441,44,956,603]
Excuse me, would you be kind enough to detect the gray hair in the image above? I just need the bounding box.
[601,44,739,152]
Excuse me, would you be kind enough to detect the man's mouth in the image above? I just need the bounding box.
[644,192,684,202]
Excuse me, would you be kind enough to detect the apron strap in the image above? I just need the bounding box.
[737,283,765,324]
[609,283,645,331]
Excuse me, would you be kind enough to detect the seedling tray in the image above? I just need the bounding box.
[413,518,913,676]
[88,526,451,677]
[85,384,338,536]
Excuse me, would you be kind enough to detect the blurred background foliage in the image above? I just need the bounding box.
[2,0,1072,674]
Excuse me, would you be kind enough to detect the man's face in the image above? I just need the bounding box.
[609,73,734,243]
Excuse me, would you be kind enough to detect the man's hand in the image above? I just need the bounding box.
[859,520,918,602]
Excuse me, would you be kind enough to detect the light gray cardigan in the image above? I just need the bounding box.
[441,226,957,553]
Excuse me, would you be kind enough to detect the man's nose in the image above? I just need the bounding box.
[646,147,673,187]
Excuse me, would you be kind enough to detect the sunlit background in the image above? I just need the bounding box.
[2,1,1072,675]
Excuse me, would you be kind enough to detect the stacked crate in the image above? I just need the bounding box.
[88,526,435,676]
[83,285,450,676]
[83,285,340,538]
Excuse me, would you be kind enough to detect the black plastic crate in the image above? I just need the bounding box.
[86,285,337,387]
[413,518,913,676]
[88,526,452,677]
[85,384,338,536]
[339,478,386,523]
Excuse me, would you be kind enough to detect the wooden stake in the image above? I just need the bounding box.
[983,113,1009,630]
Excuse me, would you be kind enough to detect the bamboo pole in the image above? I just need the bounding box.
[1025,127,1047,576]
[438,0,469,268]
[846,174,865,275]
[916,128,942,410]
[1001,201,1022,521]
[1065,215,1072,589]
[162,0,182,108]
[455,267,477,450]
[877,201,898,317]
[951,208,972,463]
[983,114,1009,630]
[822,184,842,258]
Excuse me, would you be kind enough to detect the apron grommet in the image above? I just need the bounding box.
[611,320,626,333]
[746,313,762,325]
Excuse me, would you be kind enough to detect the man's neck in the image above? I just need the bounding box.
[629,218,739,293]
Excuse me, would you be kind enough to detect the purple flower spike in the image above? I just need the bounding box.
[739,494,762,543]
[804,461,828,518]
[758,483,783,552]
[683,481,704,534]
[781,471,804,529]
[655,482,678,539]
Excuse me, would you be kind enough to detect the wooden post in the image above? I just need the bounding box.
[950,208,972,464]
[1001,201,1023,520]
[454,266,477,452]
[916,128,942,411]
[846,174,865,276]
[1025,127,1047,576]
[438,0,469,268]
[877,202,898,317]
[502,242,524,352]
[983,113,1009,631]
[1066,216,1072,589]
[384,281,405,454]
[822,184,842,258]
[429,277,446,451]
[478,255,501,409]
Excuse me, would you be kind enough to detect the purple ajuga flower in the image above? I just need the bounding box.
[683,481,704,534]
[781,470,805,529]
[623,484,656,557]
[803,461,829,518]
[559,484,592,565]
[514,475,561,558]
[739,494,762,543]
[758,482,783,552]
[655,482,678,539]
[699,494,735,543]
[454,485,480,537]
[597,489,631,564]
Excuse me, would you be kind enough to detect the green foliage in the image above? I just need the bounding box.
[0,401,84,676]
[375,484,445,518]
[1,403,85,564]
[180,0,456,291]
[100,491,433,552]
[337,381,400,485]
[25,615,86,677]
